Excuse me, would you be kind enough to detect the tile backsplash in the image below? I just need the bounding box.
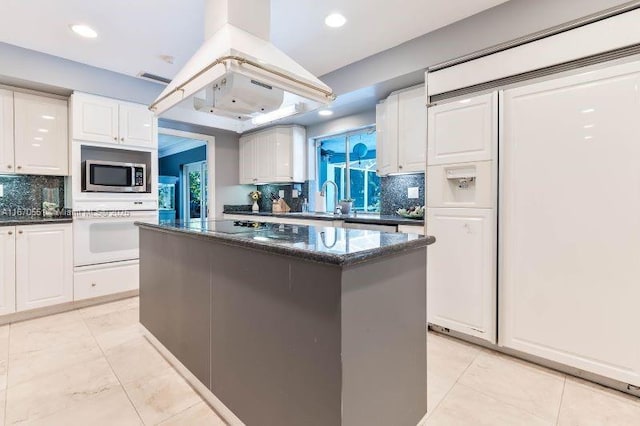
[256,181,311,213]
[0,175,67,217]
[380,173,425,215]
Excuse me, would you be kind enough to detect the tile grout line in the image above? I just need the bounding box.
[78,304,148,426]
[555,376,567,426]
[426,339,483,419]
[456,348,566,424]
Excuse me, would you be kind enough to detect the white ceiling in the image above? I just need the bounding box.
[158,133,207,158]
[0,0,509,83]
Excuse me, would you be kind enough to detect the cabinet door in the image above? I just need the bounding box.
[0,90,14,174]
[376,96,398,176]
[398,86,427,173]
[427,207,496,343]
[72,94,119,144]
[119,103,156,148]
[500,61,640,386]
[14,93,69,176]
[255,131,276,183]
[273,127,293,182]
[239,135,256,184]
[0,227,16,316]
[428,92,496,165]
[16,224,73,311]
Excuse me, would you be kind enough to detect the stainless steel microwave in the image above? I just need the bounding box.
[82,160,148,193]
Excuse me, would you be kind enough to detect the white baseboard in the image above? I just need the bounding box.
[0,290,139,326]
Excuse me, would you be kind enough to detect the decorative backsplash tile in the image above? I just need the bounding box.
[0,175,67,218]
[380,173,425,215]
[223,204,252,213]
[224,175,425,216]
[255,181,310,213]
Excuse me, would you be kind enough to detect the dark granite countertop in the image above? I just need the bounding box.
[222,210,425,226]
[0,216,73,227]
[137,220,434,266]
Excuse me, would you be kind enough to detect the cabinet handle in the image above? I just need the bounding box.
[113,137,117,141]
[7,231,12,235]
[398,165,403,169]
[91,283,97,287]
[121,137,125,142]
[16,166,22,170]
[7,165,11,169]
[18,230,23,234]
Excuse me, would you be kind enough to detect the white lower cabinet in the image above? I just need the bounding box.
[74,261,139,301]
[0,227,16,316]
[427,208,496,343]
[15,223,73,311]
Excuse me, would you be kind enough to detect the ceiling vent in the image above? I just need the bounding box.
[137,72,172,85]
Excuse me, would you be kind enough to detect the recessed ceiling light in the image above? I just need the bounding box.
[325,13,347,28]
[318,110,333,117]
[34,137,44,141]
[37,128,49,133]
[41,115,55,120]
[70,24,98,39]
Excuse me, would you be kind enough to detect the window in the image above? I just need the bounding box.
[316,126,380,212]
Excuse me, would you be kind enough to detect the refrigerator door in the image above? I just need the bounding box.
[427,92,496,166]
[500,60,640,385]
[427,207,497,343]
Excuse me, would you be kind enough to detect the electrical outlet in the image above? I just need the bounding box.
[292,189,299,198]
[408,187,419,199]
[279,190,285,198]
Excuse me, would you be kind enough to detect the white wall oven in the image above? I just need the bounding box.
[73,210,158,267]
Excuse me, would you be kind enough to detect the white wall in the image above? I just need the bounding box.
[306,109,376,140]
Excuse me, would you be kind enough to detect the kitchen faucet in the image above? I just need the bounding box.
[320,180,341,216]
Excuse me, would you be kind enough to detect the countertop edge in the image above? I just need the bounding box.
[0,218,74,227]
[136,222,434,267]
[222,211,425,226]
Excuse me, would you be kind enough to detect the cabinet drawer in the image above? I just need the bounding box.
[74,262,139,301]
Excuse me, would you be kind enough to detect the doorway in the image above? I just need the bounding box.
[183,160,208,223]
[158,128,215,223]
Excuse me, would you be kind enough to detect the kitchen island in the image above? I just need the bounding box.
[137,220,434,426]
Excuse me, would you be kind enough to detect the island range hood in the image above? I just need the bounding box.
[149,0,336,125]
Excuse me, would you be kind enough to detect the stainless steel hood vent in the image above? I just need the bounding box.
[149,0,336,127]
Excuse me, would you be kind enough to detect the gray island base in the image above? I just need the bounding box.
[137,220,434,426]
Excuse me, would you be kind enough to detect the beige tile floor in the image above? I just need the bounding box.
[0,297,638,425]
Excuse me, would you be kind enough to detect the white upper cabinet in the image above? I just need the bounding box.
[0,227,16,316]
[239,134,257,185]
[427,92,496,165]
[15,223,73,312]
[0,89,14,174]
[376,85,426,175]
[72,94,119,143]
[376,97,398,176]
[239,125,306,184]
[398,86,427,173]
[255,130,276,183]
[71,93,157,149]
[14,93,69,176]
[119,103,155,147]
